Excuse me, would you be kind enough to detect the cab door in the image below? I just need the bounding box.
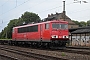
[12,28,17,40]
[40,24,43,40]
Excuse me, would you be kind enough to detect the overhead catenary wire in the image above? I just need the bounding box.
[0,0,9,15]
[0,1,89,32]
[0,0,31,28]
[0,0,30,16]
[69,8,90,15]
[0,0,73,16]
[28,0,48,9]
[0,0,89,24]
[0,0,48,24]
[0,0,30,25]
[0,0,88,17]
[0,0,9,7]
[38,2,73,13]
[71,15,90,21]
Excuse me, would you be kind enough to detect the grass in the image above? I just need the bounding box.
[61,52,66,56]
[0,39,12,40]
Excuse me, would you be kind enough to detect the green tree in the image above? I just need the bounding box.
[72,20,80,25]
[87,20,90,26]
[0,27,7,39]
[79,21,86,27]
[72,20,87,27]
[0,11,41,39]
[21,11,41,24]
[6,19,17,38]
[72,20,81,27]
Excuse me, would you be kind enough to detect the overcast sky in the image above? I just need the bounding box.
[0,0,89,32]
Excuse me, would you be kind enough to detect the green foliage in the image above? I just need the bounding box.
[21,12,41,24]
[79,21,86,27]
[87,20,90,26]
[72,20,80,25]
[61,52,66,56]
[72,20,86,27]
[0,11,41,39]
[0,27,7,39]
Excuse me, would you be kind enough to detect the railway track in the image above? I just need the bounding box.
[58,48,90,55]
[48,47,90,55]
[29,46,90,55]
[66,46,90,50]
[32,46,90,55]
[0,54,18,60]
[0,45,68,60]
[0,39,89,55]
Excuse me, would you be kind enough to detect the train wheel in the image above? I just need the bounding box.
[8,40,12,45]
[61,42,66,47]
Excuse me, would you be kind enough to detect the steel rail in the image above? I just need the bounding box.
[0,46,68,60]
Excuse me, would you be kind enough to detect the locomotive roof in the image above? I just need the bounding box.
[14,20,68,28]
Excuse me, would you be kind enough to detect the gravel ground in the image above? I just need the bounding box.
[0,45,90,60]
[0,56,11,60]
[26,49,90,60]
[0,49,36,60]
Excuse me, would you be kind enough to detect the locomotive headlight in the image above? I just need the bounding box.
[56,35,58,38]
[51,35,58,38]
[63,36,68,38]
[66,36,68,38]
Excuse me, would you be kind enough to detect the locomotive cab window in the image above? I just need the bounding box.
[45,23,49,29]
[61,24,68,29]
[52,23,68,29]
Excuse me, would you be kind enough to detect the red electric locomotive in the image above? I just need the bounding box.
[12,20,69,47]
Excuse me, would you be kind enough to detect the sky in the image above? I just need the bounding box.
[0,0,89,32]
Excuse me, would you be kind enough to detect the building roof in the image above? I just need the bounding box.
[71,26,90,34]
[71,29,90,34]
[44,12,76,25]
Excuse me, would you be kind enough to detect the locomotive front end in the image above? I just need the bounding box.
[51,22,69,46]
